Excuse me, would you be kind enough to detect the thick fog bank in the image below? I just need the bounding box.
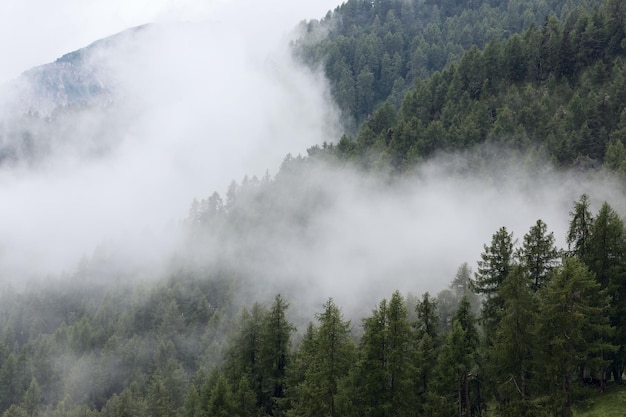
[211,153,626,321]
[0,8,341,279]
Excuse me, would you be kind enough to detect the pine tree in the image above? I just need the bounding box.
[586,202,626,383]
[474,227,515,340]
[224,303,267,409]
[566,194,593,260]
[414,292,440,415]
[206,374,236,417]
[21,379,40,417]
[432,296,481,417]
[536,258,614,416]
[489,265,538,416]
[351,292,414,417]
[289,299,355,417]
[259,294,295,415]
[517,219,560,291]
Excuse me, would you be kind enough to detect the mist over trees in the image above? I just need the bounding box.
[0,0,626,416]
[303,0,626,172]
[2,194,625,416]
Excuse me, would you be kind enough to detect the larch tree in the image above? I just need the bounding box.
[474,226,515,340]
[432,296,481,417]
[536,257,614,417]
[517,219,560,292]
[414,292,441,416]
[566,194,594,260]
[289,299,355,417]
[259,294,295,415]
[489,264,538,416]
[586,202,626,383]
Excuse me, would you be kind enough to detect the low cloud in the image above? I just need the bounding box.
[0,1,624,327]
[0,2,341,279]
[205,151,626,320]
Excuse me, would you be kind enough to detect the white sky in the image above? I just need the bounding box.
[0,0,340,83]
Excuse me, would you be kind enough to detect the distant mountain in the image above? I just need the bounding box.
[0,25,150,167]
[0,25,149,118]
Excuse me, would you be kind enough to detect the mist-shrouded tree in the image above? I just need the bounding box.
[259,294,295,415]
[349,291,414,417]
[183,386,200,417]
[21,378,41,417]
[223,303,267,410]
[451,262,480,314]
[415,292,439,342]
[431,296,481,417]
[386,290,414,414]
[414,292,440,415]
[566,194,594,260]
[474,226,515,340]
[206,373,236,417]
[289,298,355,417]
[517,219,561,291]
[536,257,614,416]
[233,375,257,417]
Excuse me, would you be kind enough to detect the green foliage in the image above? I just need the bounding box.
[489,265,538,416]
[295,0,606,128]
[536,257,615,416]
[288,299,355,417]
[474,226,515,338]
[307,0,626,174]
[517,219,561,291]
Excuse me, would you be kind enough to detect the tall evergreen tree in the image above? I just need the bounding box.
[259,294,295,415]
[536,257,614,416]
[432,296,481,417]
[206,374,236,417]
[489,265,538,416]
[413,292,441,415]
[517,219,560,291]
[586,202,626,383]
[474,227,515,340]
[566,194,594,260]
[224,303,267,412]
[351,291,414,417]
[289,299,355,417]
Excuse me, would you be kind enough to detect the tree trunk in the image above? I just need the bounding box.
[464,373,471,417]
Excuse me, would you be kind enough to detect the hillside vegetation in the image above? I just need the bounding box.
[0,0,625,416]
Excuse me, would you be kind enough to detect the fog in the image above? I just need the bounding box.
[0,0,625,323]
[206,152,626,320]
[0,1,341,278]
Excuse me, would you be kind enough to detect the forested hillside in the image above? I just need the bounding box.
[294,0,605,127]
[0,0,625,416]
[2,190,626,417]
[312,0,626,172]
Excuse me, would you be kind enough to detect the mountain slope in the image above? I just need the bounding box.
[294,0,605,128]
[317,0,626,171]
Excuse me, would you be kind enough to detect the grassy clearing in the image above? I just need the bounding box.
[574,384,626,416]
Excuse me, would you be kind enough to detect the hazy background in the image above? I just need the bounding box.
[0,0,342,277]
[0,0,624,320]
